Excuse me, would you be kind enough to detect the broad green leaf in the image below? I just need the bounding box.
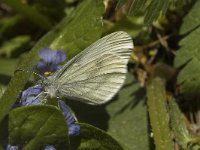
[0,0,103,124]
[146,77,173,150]
[67,73,150,150]
[70,123,123,150]
[50,0,104,58]
[9,105,69,150]
[175,2,200,99]
[0,59,18,94]
[180,0,200,35]
[0,59,18,76]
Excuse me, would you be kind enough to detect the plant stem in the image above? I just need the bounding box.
[147,77,174,150]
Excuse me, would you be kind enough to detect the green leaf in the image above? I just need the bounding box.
[180,0,200,35]
[32,0,66,21]
[0,0,103,124]
[144,0,170,25]
[175,1,200,99]
[116,0,171,25]
[70,123,123,150]
[9,105,69,150]
[146,77,174,150]
[50,0,104,58]
[0,115,8,146]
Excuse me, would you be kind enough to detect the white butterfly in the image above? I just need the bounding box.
[42,31,134,105]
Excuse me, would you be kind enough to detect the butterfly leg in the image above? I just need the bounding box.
[56,96,62,109]
[41,91,49,104]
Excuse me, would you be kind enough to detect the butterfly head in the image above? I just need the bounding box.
[39,76,58,99]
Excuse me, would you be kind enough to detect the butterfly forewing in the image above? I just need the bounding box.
[52,31,134,105]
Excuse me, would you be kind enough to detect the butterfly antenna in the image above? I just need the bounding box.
[14,69,46,80]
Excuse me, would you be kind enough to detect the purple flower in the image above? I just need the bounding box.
[58,100,80,136]
[6,145,18,150]
[44,146,56,150]
[36,48,66,75]
[6,145,56,150]
[20,85,43,106]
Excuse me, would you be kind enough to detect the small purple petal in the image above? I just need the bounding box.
[7,145,56,150]
[21,96,41,106]
[21,85,42,100]
[58,100,80,136]
[44,146,56,150]
[38,48,66,65]
[54,51,66,65]
[36,62,48,74]
[68,124,80,136]
[58,100,75,125]
[39,48,57,64]
[37,48,66,74]
[21,85,43,106]
[6,145,18,150]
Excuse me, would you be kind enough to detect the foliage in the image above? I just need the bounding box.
[117,0,170,24]
[116,0,193,25]
[8,106,69,150]
[70,123,124,150]
[175,0,200,99]
[0,0,200,150]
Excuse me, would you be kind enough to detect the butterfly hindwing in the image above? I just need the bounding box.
[52,31,134,104]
